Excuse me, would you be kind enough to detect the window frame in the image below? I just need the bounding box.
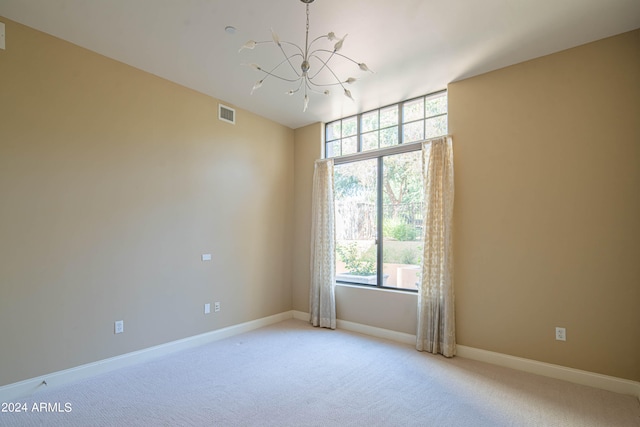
[325,90,447,159]
[333,143,423,292]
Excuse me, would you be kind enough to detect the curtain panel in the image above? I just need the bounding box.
[417,137,455,357]
[309,158,337,329]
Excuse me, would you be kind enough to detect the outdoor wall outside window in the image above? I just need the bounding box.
[328,91,447,291]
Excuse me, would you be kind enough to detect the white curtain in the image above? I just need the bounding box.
[309,158,336,329]
[417,137,455,357]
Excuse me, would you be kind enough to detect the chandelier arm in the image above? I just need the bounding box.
[278,46,303,76]
[288,78,305,95]
[278,41,304,76]
[260,72,304,84]
[254,40,304,55]
[307,35,330,50]
[312,49,362,66]
[305,80,350,87]
[307,61,347,92]
[307,50,337,80]
[279,41,305,56]
[304,78,330,95]
[261,54,304,83]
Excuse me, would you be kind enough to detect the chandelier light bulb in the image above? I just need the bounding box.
[251,80,263,94]
[238,40,256,52]
[239,0,371,111]
[270,29,281,46]
[333,34,347,52]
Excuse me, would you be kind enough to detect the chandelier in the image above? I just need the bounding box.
[239,0,371,112]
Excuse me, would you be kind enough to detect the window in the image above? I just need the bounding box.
[329,91,447,291]
[325,91,447,158]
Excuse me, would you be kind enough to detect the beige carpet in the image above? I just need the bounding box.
[2,319,639,426]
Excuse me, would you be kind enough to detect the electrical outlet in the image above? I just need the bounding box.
[555,327,566,341]
[204,303,211,314]
[214,302,221,312]
[115,320,124,334]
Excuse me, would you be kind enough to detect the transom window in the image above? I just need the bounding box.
[325,91,447,158]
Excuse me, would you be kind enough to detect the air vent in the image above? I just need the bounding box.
[218,104,235,124]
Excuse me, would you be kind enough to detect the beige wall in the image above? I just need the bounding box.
[449,29,640,381]
[0,18,294,387]
[292,30,640,381]
[335,285,417,334]
[292,123,322,312]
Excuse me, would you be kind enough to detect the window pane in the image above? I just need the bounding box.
[327,140,341,157]
[342,116,357,137]
[380,126,398,148]
[425,115,448,139]
[342,136,357,155]
[382,151,423,290]
[362,132,379,152]
[403,121,424,143]
[403,98,424,122]
[326,121,341,141]
[361,111,378,133]
[380,105,398,128]
[335,160,378,285]
[326,142,336,158]
[425,94,447,117]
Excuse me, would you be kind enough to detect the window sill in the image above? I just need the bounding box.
[335,282,418,295]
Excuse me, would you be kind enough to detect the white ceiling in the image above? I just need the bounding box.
[1,0,639,129]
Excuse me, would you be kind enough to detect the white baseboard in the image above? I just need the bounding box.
[456,345,640,399]
[0,310,295,402]
[292,310,308,321]
[336,319,416,345]
[3,311,638,401]
[294,311,417,345]
[295,311,640,399]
